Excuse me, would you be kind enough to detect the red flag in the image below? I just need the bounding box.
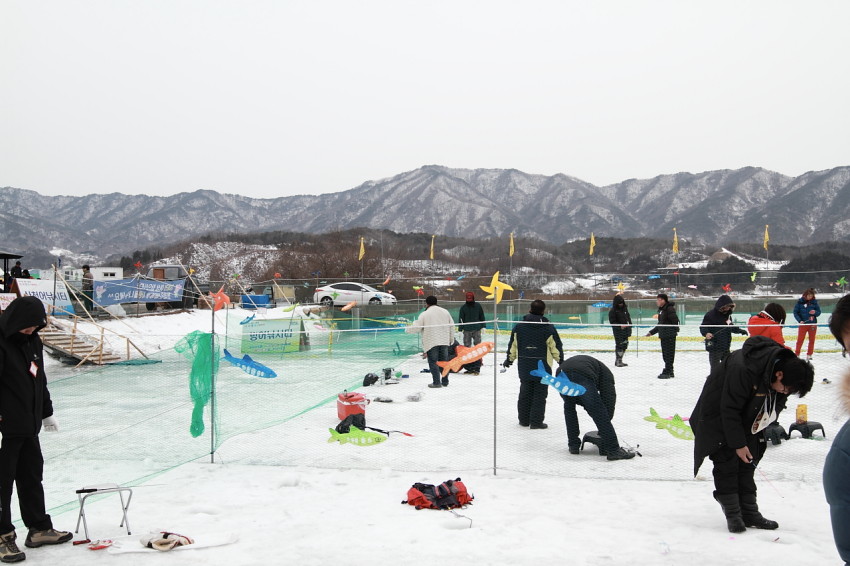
[133,261,143,270]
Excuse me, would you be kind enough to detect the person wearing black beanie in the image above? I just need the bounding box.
[608,294,632,367]
[645,293,680,379]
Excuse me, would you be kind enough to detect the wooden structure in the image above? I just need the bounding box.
[41,317,148,366]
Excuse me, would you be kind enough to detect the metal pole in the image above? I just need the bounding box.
[210,309,216,464]
[51,258,59,315]
[492,307,497,476]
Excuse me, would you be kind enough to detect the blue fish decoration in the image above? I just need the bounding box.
[239,314,256,325]
[648,275,661,280]
[222,348,277,378]
[456,275,466,280]
[591,302,612,308]
[530,360,586,396]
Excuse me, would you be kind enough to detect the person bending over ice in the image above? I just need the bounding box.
[690,335,813,533]
[559,355,635,461]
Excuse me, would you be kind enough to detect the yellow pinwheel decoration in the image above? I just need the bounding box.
[479,271,514,304]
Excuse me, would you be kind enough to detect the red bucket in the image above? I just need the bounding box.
[337,392,369,421]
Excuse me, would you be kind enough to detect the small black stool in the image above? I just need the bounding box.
[763,422,788,446]
[788,421,826,439]
[581,431,604,454]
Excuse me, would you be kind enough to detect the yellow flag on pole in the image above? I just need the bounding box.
[509,233,515,257]
[763,225,769,250]
[672,228,679,254]
[589,233,596,256]
[430,235,435,260]
[358,236,365,261]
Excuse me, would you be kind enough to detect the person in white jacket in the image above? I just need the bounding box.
[406,296,455,388]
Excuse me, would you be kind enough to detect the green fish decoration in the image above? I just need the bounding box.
[282,302,300,312]
[644,407,694,440]
[327,426,387,446]
[750,271,757,282]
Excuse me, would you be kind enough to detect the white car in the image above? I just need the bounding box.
[313,282,396,307]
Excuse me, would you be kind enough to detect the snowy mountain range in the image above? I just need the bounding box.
[3,164,849,258]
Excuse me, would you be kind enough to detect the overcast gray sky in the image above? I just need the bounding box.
[2,1,848,199]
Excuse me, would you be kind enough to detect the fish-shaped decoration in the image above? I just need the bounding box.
[327,425,387,446]
[644,408,694,440]
[591,302,612,308]
[209,287,231,312]
[436,342,495,376]
[282,302,300,312]
[222,348,277,378]
[239,314,256,325]
[529,360,586,396]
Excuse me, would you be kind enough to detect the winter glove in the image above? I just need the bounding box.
[42,416,59,433]
[502,359,513,368]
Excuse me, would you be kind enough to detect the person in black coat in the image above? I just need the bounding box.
[645,293,680,379]
[503,300,564,429]
[608,294,632,367]
[690,335,813,534]
[457,291,486,374]
[559,356,634,460]
[699,295,748,370]
[0,297,72,561]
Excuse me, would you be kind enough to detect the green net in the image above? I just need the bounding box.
[34,299,843,525]
[174,330,219,437]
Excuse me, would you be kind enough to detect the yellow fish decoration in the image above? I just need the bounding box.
[328,426,387,446]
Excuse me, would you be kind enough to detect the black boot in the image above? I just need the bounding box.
[614,350,628,367]
[740,492,779,530]
[714,492,747,533]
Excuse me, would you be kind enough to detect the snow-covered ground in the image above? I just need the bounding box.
[23,308,847,565]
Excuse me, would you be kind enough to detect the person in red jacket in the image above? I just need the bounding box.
[747,303,787,347]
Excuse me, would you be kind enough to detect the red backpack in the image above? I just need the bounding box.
[402,478,473,510]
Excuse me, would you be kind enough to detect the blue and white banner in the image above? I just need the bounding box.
[93,276,186,306]
[15,279,76,315]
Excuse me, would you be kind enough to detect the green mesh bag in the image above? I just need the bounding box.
[175,330,220,437]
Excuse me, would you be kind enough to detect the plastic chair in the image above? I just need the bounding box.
[788,421,826,439]
[581,431,605,454]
